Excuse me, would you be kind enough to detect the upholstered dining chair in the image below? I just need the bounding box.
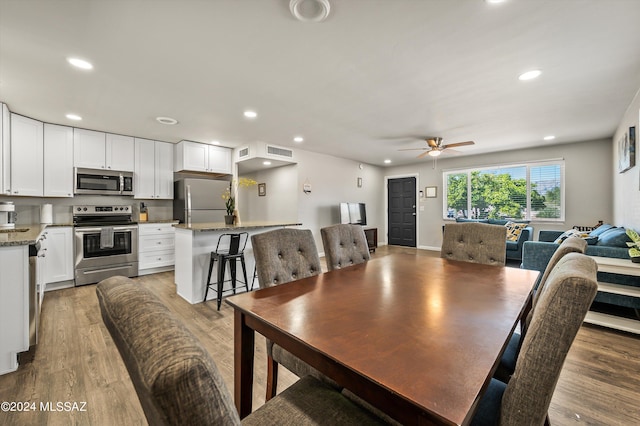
[494,236,588,382]
[321,224,370,271]
[96,276,386,426]
[251,228,339,401]
[470,253,598,426]
[441,222,507,266]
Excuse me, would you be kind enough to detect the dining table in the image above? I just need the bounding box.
[225,253,539,425]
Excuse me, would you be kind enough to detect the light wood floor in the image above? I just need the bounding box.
[0,246,639,425]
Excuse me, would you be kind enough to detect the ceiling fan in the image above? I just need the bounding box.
[399,137,475,158]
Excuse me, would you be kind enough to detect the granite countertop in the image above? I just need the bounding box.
[173,221,302,232]
[0,222,73,247]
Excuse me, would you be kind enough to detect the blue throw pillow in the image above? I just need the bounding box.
[584,236,599,245]
[589,224,615,238]
[596,227,632,247]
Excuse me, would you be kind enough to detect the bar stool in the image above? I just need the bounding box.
[204,232,249,310]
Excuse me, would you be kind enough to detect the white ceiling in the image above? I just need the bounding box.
[1,0,640,168]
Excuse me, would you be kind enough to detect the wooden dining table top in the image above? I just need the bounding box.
[226,253,539,425]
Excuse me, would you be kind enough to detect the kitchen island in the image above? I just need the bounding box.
[173,221,302,304]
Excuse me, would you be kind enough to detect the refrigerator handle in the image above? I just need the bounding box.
[186,184,192,225]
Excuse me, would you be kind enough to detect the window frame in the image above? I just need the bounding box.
[442,159,565,222]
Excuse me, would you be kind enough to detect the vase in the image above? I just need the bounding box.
[224,215,235,225]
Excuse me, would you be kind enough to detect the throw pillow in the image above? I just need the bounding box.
[553,229,590,244]
[589,224,615,238]
[596,227,632,247]
[504,221,527,242]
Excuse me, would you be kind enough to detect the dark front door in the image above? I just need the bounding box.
[388,177,416,247]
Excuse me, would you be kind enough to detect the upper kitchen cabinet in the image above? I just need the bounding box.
[174,141,231,174]
[44,124,74,197]
[134,138,174,199]
[0,103,10,195]
[10,113,43,196]
[74,129,134,171]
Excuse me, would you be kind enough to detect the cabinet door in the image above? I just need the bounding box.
[42,227,74,284]
[44,124,74,197]
[106,133,134,171]
[0,103,10,195]
[178,141,208,172]
[74,128,106,169]
[134,138,156,199]
[155,141,174,199]
[207,145,232,174]
[10,114,43,196]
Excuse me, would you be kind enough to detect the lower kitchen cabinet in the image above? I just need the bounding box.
[138,222,177,275]
[41,226,74,290]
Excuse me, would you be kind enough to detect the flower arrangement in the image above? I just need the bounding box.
[626,228,640,263]
[221,177,258,218]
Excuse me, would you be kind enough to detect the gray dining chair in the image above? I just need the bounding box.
[494,236,587,382]
[321,224,370,271]
[96,276,386,426]
[441,222,507,266]
[470,253,598,425]
[251,228,340,401]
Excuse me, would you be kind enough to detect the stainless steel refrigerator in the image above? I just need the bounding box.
[173,178,231,224]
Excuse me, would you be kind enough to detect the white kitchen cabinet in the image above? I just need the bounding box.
[138,222,177,275]
[0,245,29,375]
[74,129,134,171]
[41,227,74,286]
[106,133,135,171]
[174,141,231,174]
[0,103,10,195]
[44,124,74,197]
[134,139,174,199]
[10,113,43,196]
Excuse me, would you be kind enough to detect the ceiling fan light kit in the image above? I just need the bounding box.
[399,136,475,159]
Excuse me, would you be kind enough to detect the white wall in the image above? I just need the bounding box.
[238,148,385,252]
[613,87,640,230]
[385,139,613,249]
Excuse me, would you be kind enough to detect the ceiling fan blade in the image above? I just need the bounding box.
[442,141,475,149]
[398,147,428,151]
[416,150,432,159]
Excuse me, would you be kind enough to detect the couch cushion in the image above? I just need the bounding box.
[596,227,632,247]
[506,241,519,251]
[589,223,615,238]
[455,218,489,223]
[505,221,528,242]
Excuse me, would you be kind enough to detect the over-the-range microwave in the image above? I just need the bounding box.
[74,168,134,196]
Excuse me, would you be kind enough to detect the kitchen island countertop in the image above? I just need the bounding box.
[174,221,302,232]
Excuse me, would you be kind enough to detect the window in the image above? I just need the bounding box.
[443,161,564,221]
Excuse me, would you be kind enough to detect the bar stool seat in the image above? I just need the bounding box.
[204,232,249,309]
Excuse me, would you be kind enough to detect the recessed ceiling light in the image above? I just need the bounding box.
[243,110,257,119]
[66,113,82,121]
[211,140,221,145]
[67,57,93,70]
[293,136,304,143]
[290,0,331,22]
[518,70,542,81]
[485,0,507,4]
[263,161,272,166]
[156,116,178,125]
[384,159,391,164]
[543,135,556,141]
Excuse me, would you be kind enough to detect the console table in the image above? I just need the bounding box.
[587,257,640,334]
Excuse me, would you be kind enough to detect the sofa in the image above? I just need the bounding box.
[453,218,533,262]
[522,226,640,311]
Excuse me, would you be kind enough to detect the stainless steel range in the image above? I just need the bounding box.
[73,205,138,286]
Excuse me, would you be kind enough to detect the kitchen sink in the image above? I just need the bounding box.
[0,228,29,233]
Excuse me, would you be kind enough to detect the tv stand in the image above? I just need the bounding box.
[364,228,378,253]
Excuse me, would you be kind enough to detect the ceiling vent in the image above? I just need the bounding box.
[238,147,250,158]
[267,145,293,158]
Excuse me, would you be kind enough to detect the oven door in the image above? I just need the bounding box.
[74,226,138,285]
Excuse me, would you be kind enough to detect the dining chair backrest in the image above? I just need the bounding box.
[251,228,322,288]
[500,253,597,425]
[441,222,507,266]
[525,236,587,329]
[321,224,370,271]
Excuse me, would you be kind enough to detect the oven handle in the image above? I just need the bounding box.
[75,226,138,233]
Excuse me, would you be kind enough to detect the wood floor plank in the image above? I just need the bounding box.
[0,245,638,425]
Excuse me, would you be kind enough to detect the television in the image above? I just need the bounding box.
[340,202,367,226]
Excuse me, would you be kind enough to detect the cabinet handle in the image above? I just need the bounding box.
[157,257,162,261]
[157,241,162,245]
[13,191,18,194]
